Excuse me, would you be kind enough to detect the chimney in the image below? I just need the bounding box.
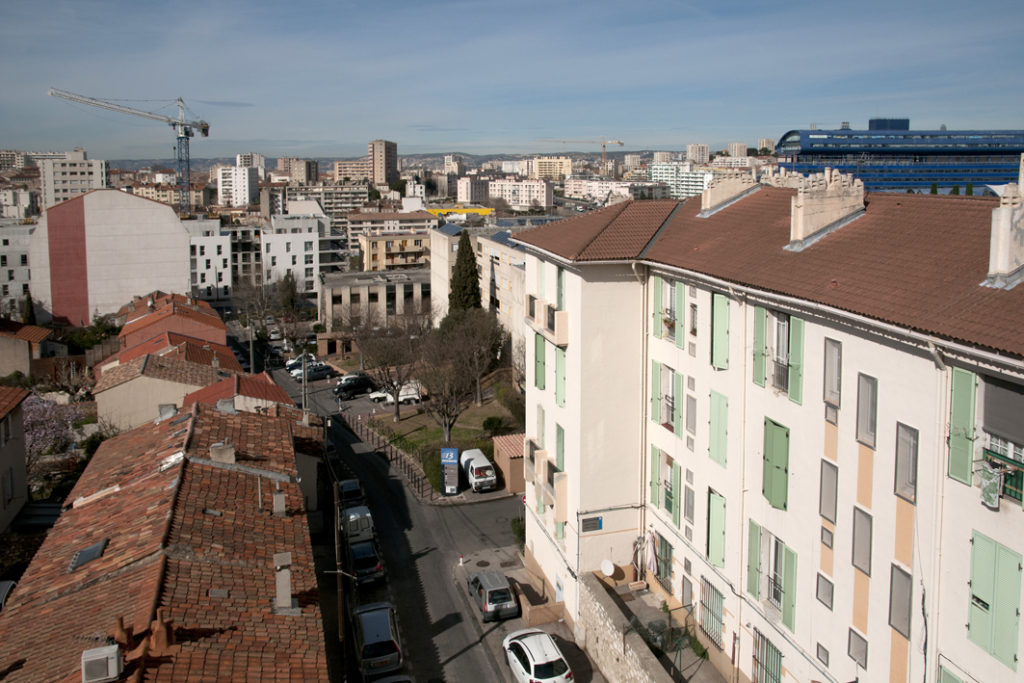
[273,552,300,614]
[156,404,177,421]
[215,397,236,414]
[983,183,1024,289]
[785,168,864,251]
[209,442,236,463]
[699,170,758,216]
[273,487,286,516]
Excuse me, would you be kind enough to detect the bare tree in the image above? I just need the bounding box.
[53,358,93,398]
[231,278,274,330]
[440,309,504,406]
[357,312,431,422]
[417,325,476,442]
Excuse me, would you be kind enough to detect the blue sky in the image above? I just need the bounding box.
[2,0,1021,160]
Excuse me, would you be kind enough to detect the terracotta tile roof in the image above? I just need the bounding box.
[0,404,327,681]
[119,304,227,340]
[493,432,525,459]
[0,319,52,344]
[345,210,438,222]
[93,354,235,394]
[517,190,1024,359]
[183,372,294,408]
[101,332,241,375]
[0,385,30,418]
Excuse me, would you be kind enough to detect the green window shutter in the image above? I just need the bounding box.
[939,667,964,683]
[675,281,686,349]
[556,424,565,470]
[787,317,804,404]
[556,521,565,540]
[707,491,726,567]
[652,275,663,339]
[993,542,1023,669]
[672,462,682,527]
[712,293,730,369]
[651,361,661,423]
[673,371,684,434]
[709,390,728,466]
[747,519,761,598]
[534,333,546,390]
[763,419,790,510]
[969,532,996,655]
[555,347,566,407]
[949,368,976,484]
[753,306,767,387]
[650,446,660,507]
[782,545,798,632]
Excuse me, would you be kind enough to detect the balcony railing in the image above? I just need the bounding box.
[772,359,789,392]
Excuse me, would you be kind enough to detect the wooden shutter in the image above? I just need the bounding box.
[651,361,661,423]
[534,333,546,390]
[708,491,726,568]
[788,317,804,404]
[753,306,767,387]
[555,347,566,407]
[675,280,686,349]
[712,293,729,369]
[747,519,761,598]
[782,545,798,632]
[709,390,728,466]
[763,419,790,510]
[650,446,660,507]
[672,462,682,527]
[949,368,976,484]
[994,539,1023,668]
[673,371,684,434]
[652,275,662,339]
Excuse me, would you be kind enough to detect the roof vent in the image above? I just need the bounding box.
[209,442,236,463]
[69,538,109,572]
[81,644,122,683]
[156,404,178,421]
[983,183,1024,289]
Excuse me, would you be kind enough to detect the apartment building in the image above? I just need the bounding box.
[457,177,490,204]
[334,157,372,182]
[263,183,369,248]
[0,220,34,317]
[129,183,213,210]
[532,156,573,181]
[0,188,37,219]
[648,162,715,199]
[653,151,677,164]
[319,268,430,331]
[502,160,531,176]
[444,154,465,176]
[236,151,266,174]
[345,211,439,254]
[511,170,1024,683]
[216,165,260,207]
[488,179,554,210]
[563,178,671,203]
[263,208,330,295]
[0,386,30,533]
[687,143,711,165]
[277,157,319,184]
[358,229,429,272]
[38,148,108,209]
[758,137,776,154]
[369,139,398,186]
[728,142,748,158]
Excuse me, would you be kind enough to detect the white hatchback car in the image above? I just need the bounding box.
[502,628,573,683]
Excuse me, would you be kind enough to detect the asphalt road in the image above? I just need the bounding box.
[273,368,522,682]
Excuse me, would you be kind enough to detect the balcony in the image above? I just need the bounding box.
[772,359,789,392]
[524,439,543,482]
[527,294,538,321]
[525,294,568,347]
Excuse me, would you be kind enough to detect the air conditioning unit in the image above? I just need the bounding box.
[81,644,122,683]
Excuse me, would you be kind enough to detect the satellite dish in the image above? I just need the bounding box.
[601,559,615,577]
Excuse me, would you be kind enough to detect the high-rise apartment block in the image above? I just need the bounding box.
[624,154,643,171]
[686,144,710,165]
[216,166,260,207]
[488,179,554,211]
[532,157,572,181]
[39,148,108,209]
[457,177,490,204]
[369,139,398,186]
[728,141,748,158]
[444,155,465,176]
[277,158,319,184]
[334,158,372,182]
[235,152,266,170]
[647,162,714,199]
[653,151,676,164]
[758,137,776,154]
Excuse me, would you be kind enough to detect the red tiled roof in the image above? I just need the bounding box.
[493,432,525,459]
[0,404,327,681]
[346,210,438,222]
[0,319,52,344]
[119,304,226,339]
[0,385,30,418]
[93,354,235,394]
[183,372,294,408]
[516,191,1024,359]
[102,331,241,374]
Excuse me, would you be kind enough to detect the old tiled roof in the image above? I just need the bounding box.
[93,354,235,394]
[346,210,437,222]
[183,372,294,408]
[493,432,525,459]
[0,385,29,418]
[0,404,327,681]
[101,332,241,375]
[119,304,227,340]
[0,319,52,344]
[516,190,1024,359]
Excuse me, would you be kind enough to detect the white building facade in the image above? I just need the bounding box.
[216,166,260,207]
[39,149,108,209]
[648,163,715,199]
[686,144,710,165]
[457,177,489,204]
[488,179,554,210]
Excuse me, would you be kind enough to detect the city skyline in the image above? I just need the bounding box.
[2,0,1022,160]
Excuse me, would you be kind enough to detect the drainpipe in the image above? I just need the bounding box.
[633,261,649,582]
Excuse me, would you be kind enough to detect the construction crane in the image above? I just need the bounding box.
[48,87,210,216]
[542,136,624,167]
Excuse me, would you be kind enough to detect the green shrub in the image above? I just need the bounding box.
[73,415,98,429]
[482,416,505,435]
[495,383,525,426]
[420,447,442,491]
[510,516,525,549]
[81,432,107,458]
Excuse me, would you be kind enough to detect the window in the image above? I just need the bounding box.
[684,486,694,523]
[752,630,782,683]
[968,531,1022,668]
[556,266,565,311]
[699,577,724,647]
[707,490,725,568]
[534,333,546,390]
[655,533,673,591]
[0,256,6,267]
[820,460,838,523]
[894,424,918,503]
[772,312,790,391]
[847,629,868,669]
[852,507,873,575]
[762,418,790,510]
[555,424,564,471]
[824,338,842,418]
[659,366,675,428]
[216,245,222,255]
[19,254,26,266]
[889,564,912,638]
[711,292,729,369]
[689,302,698,336]
[856,374,877,448]
[816,573,834,609]
[286,243,291,252]
[816,643,830,667]
[291,255,297,266]
[271,256,277,267]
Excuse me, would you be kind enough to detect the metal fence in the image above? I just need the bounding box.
[337,413,435,501]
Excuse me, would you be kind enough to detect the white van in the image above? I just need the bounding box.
[460,448,497,492]
[341,505,376,544]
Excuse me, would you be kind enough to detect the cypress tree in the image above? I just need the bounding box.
[930,182,938,195]
[951,185,960,196]
[966,183,974,196]
[449,230,481,313]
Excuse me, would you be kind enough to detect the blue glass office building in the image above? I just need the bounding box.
[776,119,1024,192]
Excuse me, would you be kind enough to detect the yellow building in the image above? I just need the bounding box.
[357,229,430,272]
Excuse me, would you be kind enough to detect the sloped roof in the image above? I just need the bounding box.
[0,319,52,344]
[117,291,217,324]
[493,432,526,460]
[119,304,226,340]
[102,331,241,374]
[514,190,1024,359]
[0,404,327,681]
[0,385,30,418]
[93,354,234,394]
[183,372,294,408]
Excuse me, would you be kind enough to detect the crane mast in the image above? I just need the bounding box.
[48,88,210,216]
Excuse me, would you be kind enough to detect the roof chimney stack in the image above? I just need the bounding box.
[273,551,300,615]
[983,183,1024,289]
[699,170,759,217]
[156,404,178,422]
[785,168,865,251]
[209,442,236,463]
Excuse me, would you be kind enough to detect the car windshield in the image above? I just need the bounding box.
[535,658,569,678]
[475,466,494,477]
[363,640,397,658]
[488,589,512,603]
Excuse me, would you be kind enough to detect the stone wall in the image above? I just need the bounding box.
[575,572,675,683]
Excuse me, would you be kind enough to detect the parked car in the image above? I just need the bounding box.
[460,448,497,492]
[369,380,426,404]
[352,602,403,676]
[467,570,519,622]
[333,373,375,399]
[338,479,365,508]
[346,539,386,585]
[285,353,317,372]
[340,505,376,545]
[502,628,573,683]
[303,363,333,381]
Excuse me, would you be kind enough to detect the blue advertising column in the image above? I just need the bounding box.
[441,448,459,495]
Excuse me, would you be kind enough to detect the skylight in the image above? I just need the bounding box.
[68,538,109,571]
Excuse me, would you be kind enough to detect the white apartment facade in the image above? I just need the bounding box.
[512,171,1024,683]
[39,148,108,209]
[563,177,671,203]
[457,177,489,204]
[533,157,573,181]
[0,221,34,318]
[0,188,37,220]
[182,219,233,303]
[648,162,715,199]
[262,212,328,296]
[216,166,260,207]
[728,142,748,158]
[687,144,710,165]
[501,160,531,176]
[488,179,553,210]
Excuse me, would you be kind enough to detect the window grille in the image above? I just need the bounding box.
[699,577,723,647]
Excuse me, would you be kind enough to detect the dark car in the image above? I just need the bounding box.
[338,479,365,508]
[333,373,376,400]
[347,539,386,585]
